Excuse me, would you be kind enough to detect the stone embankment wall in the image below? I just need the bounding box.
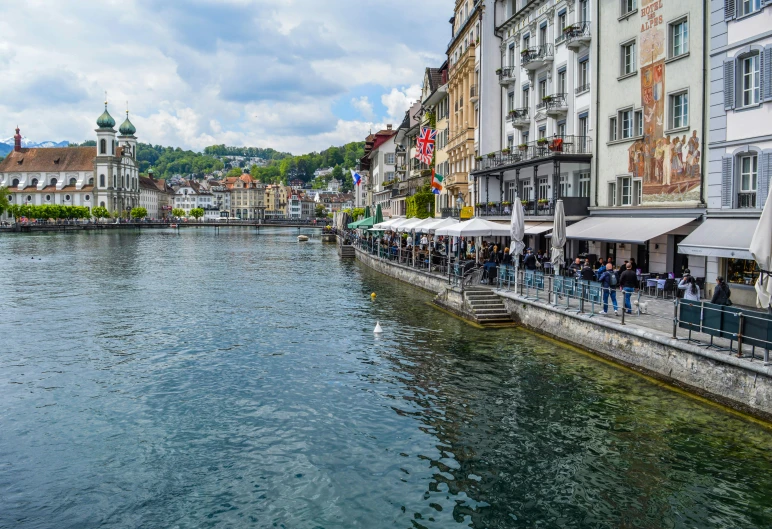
[353,246,772,420]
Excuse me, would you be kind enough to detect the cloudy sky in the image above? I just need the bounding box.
[0,0,450,154]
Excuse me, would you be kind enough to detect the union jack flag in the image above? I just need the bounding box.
[414,127,436,166]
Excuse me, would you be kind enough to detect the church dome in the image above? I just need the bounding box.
[119,112,136,136]
[97,104,116,129]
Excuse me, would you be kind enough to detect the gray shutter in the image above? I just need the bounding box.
[724,60,736,110]
[764,48,772,102]
[725,0,735,19]
[761,153,772,208]
[722,156,734,208]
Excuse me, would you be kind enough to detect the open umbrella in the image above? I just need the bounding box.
[749,188,772,310]
[551,199,566,276]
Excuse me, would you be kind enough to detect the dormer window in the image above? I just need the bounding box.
[54,157,60,164]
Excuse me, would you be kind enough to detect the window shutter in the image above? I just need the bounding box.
[722,156,734,208]
[761,153,772,208]
[725,0,735,19]
[723,61,736,110]
[764,48,772,102]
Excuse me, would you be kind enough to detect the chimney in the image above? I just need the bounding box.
[14,126,22,152]
[386,124,392,130]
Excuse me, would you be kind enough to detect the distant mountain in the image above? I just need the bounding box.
[0,137,69,149]
[0,143,11,156]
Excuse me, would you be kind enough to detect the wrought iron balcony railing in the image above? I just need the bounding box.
[475,135,593,172]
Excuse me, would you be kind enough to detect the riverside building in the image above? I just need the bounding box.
[677,0,772,306]
[558,0,708,277]
[0,104,140,216]
[469,0,594,253]
[361,125,397,216]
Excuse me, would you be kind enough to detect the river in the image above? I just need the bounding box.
[1,228,772,528]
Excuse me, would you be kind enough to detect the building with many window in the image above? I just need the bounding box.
[361,125,397,214]
[0,104,140,217]
[677,0,772,306]
[223,174,265,220]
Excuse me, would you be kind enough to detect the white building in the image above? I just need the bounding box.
[678,0,772,306]
[362,126,397,215]
[139,176,173,219]
[210,185,232,217]
[174,181,214,217]
[0,104,140,217]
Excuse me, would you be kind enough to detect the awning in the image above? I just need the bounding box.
[348,216,376,229]
[524,222,552,235]
[678,218,758,260]
[564,215,698,244]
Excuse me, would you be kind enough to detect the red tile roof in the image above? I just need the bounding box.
[0,147,97,172]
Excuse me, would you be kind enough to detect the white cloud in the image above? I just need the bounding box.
[0,0,449,153]
[350,96,375,121]
[381,85,422,122]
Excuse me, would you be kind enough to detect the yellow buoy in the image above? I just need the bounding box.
[371,292,377,299]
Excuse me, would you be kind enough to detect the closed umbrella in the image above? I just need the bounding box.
[749,188,772,310]
[374,204,383,225]
[364,206,371,220]
[551,199,566,276]
[509,201,526,288]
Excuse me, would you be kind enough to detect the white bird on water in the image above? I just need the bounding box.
[373,322,383,334]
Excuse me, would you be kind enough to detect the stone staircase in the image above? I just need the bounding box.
[464,287,513,326]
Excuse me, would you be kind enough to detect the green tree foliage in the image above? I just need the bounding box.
[7,204,91,220]
[341,207,365,220]
[250,164,281,184]
[171,208,185,218]
[130,207,148,220]
[135,143,224,179]
[406,188,435,219]
[226,166,244,178]
[314,204,327,218]
[189,208,204,220]
[69,140,97,147]
[203,145,292,160]
[92,206,109,220]
[0,187,9,217]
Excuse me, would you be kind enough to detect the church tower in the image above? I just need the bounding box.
[94,101,117,211]
[118,106,139,210]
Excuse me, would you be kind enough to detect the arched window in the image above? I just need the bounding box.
[113,176,116,188]
[65,195,71,201]
[100,139,106,154]
[30,178,38,187]
[85,195,90,201]
[88,177,94,185]
[100,174,105,187]
[100,201,105,207]
[45,195,51,202]
[111,140,115,155]
[12,178,19,187]
[69,178,77,186]
[50,178,57,186]
[26,195,32,202]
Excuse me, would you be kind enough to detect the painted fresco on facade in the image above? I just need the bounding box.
[629,0,701,203]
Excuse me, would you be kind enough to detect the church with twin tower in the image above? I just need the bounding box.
[0,102,140,215]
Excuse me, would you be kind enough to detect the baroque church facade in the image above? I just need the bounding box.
[0,103,140,214]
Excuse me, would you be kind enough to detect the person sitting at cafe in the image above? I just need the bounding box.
[502,248,512,266]
[580,260,595,281]
[420,234,428,250]
[569,257,582,276]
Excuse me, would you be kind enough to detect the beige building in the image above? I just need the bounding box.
[446,0,482,209]
[224,174,266,219]
[265,184,289,218]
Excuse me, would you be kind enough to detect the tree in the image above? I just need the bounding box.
[226,166,243,178]
[130,207,148,220]
[0,187,9,217]
[189,208,204,220]
[172,208,185,218]
[314,204,327,218]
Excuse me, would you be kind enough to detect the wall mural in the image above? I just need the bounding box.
[628,0,701,203]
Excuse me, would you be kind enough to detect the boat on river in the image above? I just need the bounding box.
[297,235,309,242]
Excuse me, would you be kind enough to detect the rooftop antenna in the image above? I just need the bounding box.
[104,91,108,108]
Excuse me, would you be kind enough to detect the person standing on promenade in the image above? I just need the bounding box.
[599,263,619,316]
[678,275,701,301]
[619,263,638,314]
[524,249,537,271]
[711,276,732,306]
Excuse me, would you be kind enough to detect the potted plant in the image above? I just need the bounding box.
[475,155,483,161]
[541,95,553,102]
[495,68,503,75]
[537,138,549,146]
[521,48,530,56]
[502,201,512,206]
[538,198,549,205]
[518,143,528,150]
[501,147,511,154]
[488,201,496,207]
[475,202,484,208]
[487,152,496,159]
[563,25,574,34]
[508,109,517,118]
[521,199,528,205]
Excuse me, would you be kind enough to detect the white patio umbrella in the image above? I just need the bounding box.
[509,201,526,288]
[435,217,511,237]
[396,218,424,232]
[551,199,567,276]
[424,217,459,233]
[749,188,772,310]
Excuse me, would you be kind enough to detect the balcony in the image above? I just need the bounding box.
[521,44,553,70]
[543,93,568,117]
[508,108,530,128]
[441,207,462,219]
[497,67,516,86]
[475,135,593,172]
[448,128,475,151]
[470,85,479,103]
[476,197,589,218]
[738,192,757,209]
[564,22,591,51]
[575,83,591,95]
